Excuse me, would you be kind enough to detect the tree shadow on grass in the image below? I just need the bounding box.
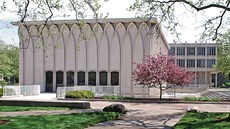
[93,110,185,129]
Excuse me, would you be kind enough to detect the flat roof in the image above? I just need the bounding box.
[11,18,158,26]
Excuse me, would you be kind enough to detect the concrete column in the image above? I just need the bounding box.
[205,71,207,85]
[195,71,197,85]
[85,72,88,86]
[74,71,77,86]
[53,71,56,92]
[63,71,66,87]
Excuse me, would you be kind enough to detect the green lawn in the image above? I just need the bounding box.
[173,112,230,129]
[0,112,121,129]
[0,106,70,112]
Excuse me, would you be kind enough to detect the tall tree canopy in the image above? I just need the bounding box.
[129,0,230,41]
[214,31,230,77]
[0,39,19,83]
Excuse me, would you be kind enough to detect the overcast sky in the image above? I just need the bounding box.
[0,0,217,46]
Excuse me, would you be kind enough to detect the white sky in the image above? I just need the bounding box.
[0,0,220,45]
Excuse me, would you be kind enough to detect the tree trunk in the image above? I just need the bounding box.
[159,84,162,100]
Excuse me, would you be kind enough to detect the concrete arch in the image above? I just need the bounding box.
[127,22,137,50]
[19,25,34,85]
[71,24,86,70]
[139,22,150,56]
[104,23,114,46]
[87,24,97,71]
[61,24,75,71]
[29,25,44,90]
[41,26,54,71]
[110,32,120,71]
[50,24,64,71]
[98,31,109,71]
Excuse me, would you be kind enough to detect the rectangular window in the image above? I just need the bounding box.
[77,71,85,85]
[207,47,216,55]
[100,71,107,85]
[111,72,119,85]
[207,59,216,68]
[88,72,96,86]
[197,47,206,55]
[187,47,195,55]
[168,47,175,55]
[177,47,185,55]
[197,59,205,68]
[187,59,195,67]
[176,59,185,67]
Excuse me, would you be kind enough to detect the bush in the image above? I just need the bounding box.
[0,80,6,86]
[65,90,95,99]
[0,88,2,96]
[224,82,230,87]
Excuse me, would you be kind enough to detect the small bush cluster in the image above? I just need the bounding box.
[102,95,134,100]
[0,88,3,96]
[183,97,221,102]
[65,90,95,99]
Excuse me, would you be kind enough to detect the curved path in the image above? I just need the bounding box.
[87,101,230,129]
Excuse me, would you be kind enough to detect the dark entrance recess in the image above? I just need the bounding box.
[45,71,53,92]
[56,71,64,88]
[67,71,74,86]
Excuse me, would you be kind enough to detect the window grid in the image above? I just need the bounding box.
[177,47,185,55]
[197,59,205,68]
[197,47,206,55]
[207,59,216,68]
[187,47,195,55]
[207,47,216,55]
[187,59,195,67]
[177,59,185,67]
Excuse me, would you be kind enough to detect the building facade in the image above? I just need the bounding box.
[168,43,218,87]
[14,18,169,96]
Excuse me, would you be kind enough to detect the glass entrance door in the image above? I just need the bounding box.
[46,71,53,92]
[56,71,64,88]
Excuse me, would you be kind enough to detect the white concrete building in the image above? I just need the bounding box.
[14,18,169,96]
[168,43,218,87]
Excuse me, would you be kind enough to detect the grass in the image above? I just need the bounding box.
[0,106,71,112]
[173,112,230,129]
[0,112,121,129]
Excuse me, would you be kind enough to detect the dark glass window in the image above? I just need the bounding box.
[197,47,206,55]
[168,47,175,55]
[88,71,96,86]
[176,59,185,67]
[187,47,195,55]
[77,71,85,85]
[100,71,107,85]
[207,59,216,68]
[111,72,119,85]
[177,47,185,55]
[67,71,74,86]
[56,71,63,87]
[207,47,216,55]
[197,59,205,68]
[187,59,195,67]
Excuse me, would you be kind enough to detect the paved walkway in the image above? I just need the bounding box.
[87,101,230,129]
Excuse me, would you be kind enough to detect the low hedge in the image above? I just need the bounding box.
[183,97,221,102]
[65,90,95,99]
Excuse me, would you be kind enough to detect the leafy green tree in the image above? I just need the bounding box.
[215,31,230,78]
[0,39,19,84]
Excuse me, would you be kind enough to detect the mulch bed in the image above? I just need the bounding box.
[0,120,10,124]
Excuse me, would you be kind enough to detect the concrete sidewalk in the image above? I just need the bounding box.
[87,101,230,129]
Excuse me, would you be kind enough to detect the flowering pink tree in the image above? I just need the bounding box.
[132,54,194,99]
